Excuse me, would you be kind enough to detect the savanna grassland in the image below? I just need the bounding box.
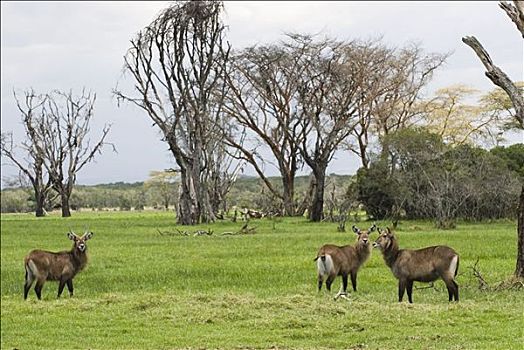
[1,211,522,349]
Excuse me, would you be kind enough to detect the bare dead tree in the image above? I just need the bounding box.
[1,89,110,217]
[462,0,524,278]
[222,36,312,216]
[38,89,111,217]
[1,90,53,216]
[114,1,231,224]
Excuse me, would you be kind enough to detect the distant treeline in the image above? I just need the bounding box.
[2,138,523,228]
[0,174,354,215]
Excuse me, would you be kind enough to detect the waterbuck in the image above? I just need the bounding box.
[373,227,459,303]
[314,224,375,299]
[24,230,94,300]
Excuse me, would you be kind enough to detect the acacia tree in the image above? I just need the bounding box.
[342,41,447,169]
[293,34,363,222]
[222,36,312,216]
[144,170,179,210]
[422,85,501,145]
[1,90,53,217]
[462,0,524,278]
[114,1,231,224]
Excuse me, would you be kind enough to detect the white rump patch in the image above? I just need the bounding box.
[448,255,458,276]
[27,259,38,277]
[316,254,334,276]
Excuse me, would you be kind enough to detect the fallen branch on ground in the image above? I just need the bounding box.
[157,228,190,236]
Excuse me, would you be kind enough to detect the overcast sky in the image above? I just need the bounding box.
[1,1,522,187]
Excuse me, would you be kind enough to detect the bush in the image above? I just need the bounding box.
[0,189,31,213]
[354,128,521,226]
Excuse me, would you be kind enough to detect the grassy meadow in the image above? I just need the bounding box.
[1,211,522,349]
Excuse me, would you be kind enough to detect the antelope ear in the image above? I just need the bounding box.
[386,227,393,236]
[67,232,76,241]
[352,225,360,234]
[83,231,94,240]
[369,223,377,232]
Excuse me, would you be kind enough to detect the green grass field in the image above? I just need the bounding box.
[1,211,522,349]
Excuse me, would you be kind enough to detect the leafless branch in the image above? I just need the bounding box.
[462,36,524,128]
[499,1,524,37]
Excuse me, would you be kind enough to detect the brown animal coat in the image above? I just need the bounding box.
[314,224,375,296]
[24,231,93,300]
[373,227,459,303]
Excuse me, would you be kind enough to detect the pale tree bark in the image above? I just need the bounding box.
[499,1,524,37]
[462,0,524,278]
[114,1,231,224]
[461,36,524,127]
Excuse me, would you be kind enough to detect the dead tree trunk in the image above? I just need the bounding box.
[1,93,56,218]
[34,184,47,217]
[282,172,297,216]
[41,90,110,218]
[60,191,71,218]
[309,165,327,222]
[462,1,524,278]
[516,185,524,278]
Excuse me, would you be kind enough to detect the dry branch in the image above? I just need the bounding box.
[499,1,524,37]
[471,258,491,291]
[461,36,524,127]
[156,228,190,236]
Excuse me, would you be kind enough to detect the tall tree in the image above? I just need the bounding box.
[462,0,524,278]
[293,34,361,222]
[1,90,53,217]
[222,36,311,216]
[114,1,230,224]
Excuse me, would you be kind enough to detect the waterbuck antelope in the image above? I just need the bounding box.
[373,227,459,303]
[24,230,94,300]
[314,224,375,300]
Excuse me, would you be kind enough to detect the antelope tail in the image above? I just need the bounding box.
[25,259,37,282]
[316,254,333,276]
[448,255,459,278]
